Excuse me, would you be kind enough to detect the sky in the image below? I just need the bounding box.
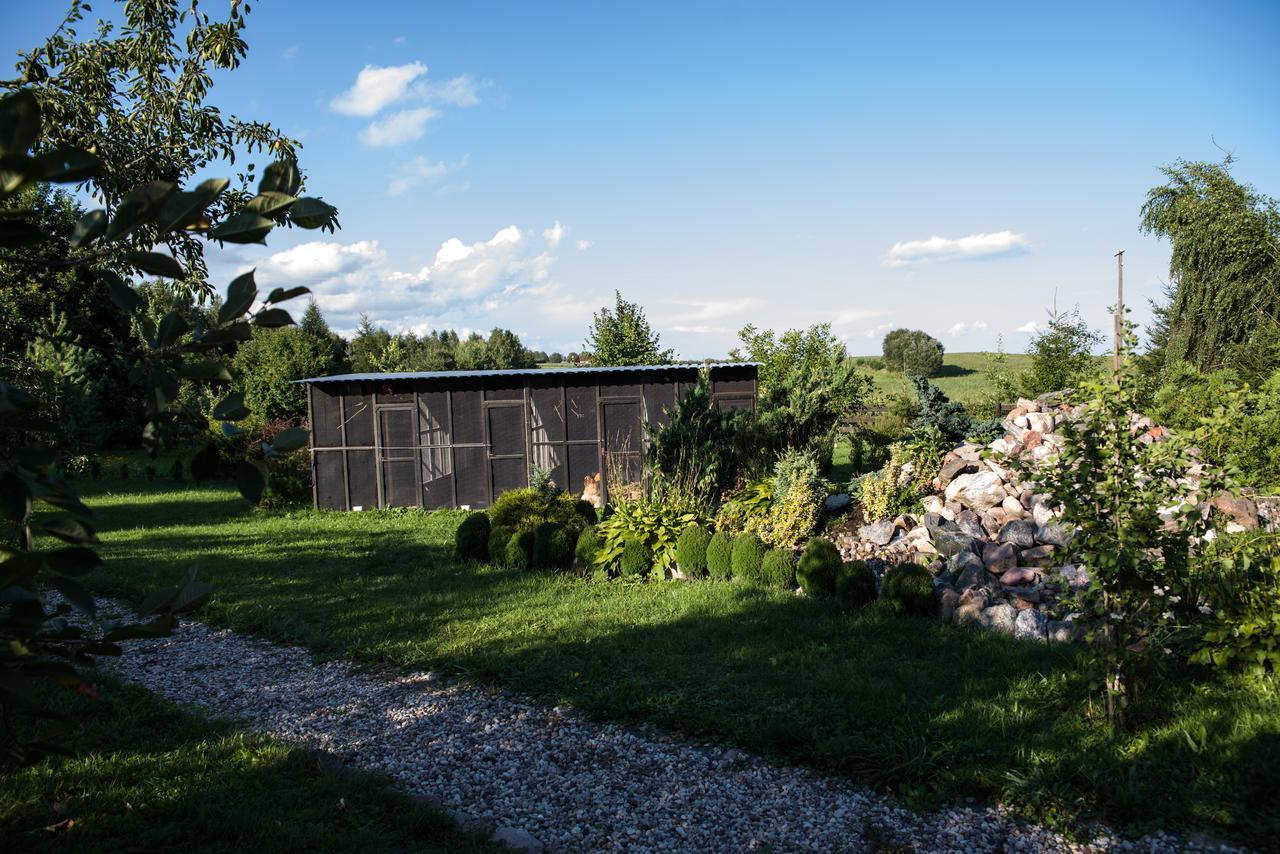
[6,1,1279,357]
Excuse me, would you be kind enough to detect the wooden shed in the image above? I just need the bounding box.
[300,363,758,511]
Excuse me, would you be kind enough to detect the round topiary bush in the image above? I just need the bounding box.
[454,511,491,561]
[882,562,934,616]
[505,529,536,571]
[706,530,733,580]
[761,548,795,589]
[573,499,598,526]
[796,537,841,597]
[532,521,576,571]
[488,524,515,566]
[836,559,877,608]
[731,533,766,582]
[675,524,712,579]
[618,536,653,578]
[575,525,601,571]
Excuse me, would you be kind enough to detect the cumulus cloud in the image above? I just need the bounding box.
[863,322,893,339]
[387,154,469,196]
[359,108,440,147]
[884,230,1030,267]
[1016,321,1040,333]
[543,221,566,247]
[947,320,990,336]
[576,239,593,250]
[331,62,428,116]
[412,74,482,107]
[247,225,567,335]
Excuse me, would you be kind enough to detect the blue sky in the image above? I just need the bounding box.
[7,1,1279,356]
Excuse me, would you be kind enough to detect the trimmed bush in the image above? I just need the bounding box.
[731,533,766,582]
[761,548,795,589]
[706,531,733,580]
[488,524,515,566]
[837,559,877,608]
[574,499,599,526]
[505,529,536,571]
[490,487,582,532]
[796,537,841,597]
[882,562,934,616]
[575,525,601,570]
[618,537,653,578]
[675,524,712,579]
[532,521,576,571]
[454,511,491,561]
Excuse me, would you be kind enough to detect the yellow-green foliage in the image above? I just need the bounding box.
[746,478,821,549]
[859,438,943,521]
[714,477,774,534]
[594,501,703,573]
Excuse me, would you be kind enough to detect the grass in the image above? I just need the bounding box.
[50,474,1280,847]
[853,350,1034,406]
[0,677,495,853]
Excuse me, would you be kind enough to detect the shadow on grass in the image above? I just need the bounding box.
[931,363,979,379]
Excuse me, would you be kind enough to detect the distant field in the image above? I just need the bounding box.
[851,351,1034,405]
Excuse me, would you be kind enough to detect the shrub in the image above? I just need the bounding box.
[260,451,311,509]
[910,377,1000,444]
[169,459,184,481]
[88,459,102,480]
[882,562,934,616]
[761,548,795,589]
[593,501,702,574]
[575,525,601,570]
[618,536,653,578]
[857,434,946,521]
[116,462,130,479]
[488,524,515,566]
[505,529,536,571]
[675,524,711,579]
[454,511,491,561]
[714,477,774,534]
[731,533,766,581]
[882,328,944,377]
[1191,541,1280,678]
[645,374,749,510]
[1020,306,1103,397]
[796,538,841,597]
[490,487,581,532]
[706,530,733,580]
[837,560,878,608]
[573,499,598,526]
[532,522,577,571]
[749,458,823,549]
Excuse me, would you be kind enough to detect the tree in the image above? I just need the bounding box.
[348,314,392,372]
[585,290,673,366]
[1020,306,1103,396]
[881,328,944,377]
[8,0,339,298]
[1141,159,1280,378]
[484,328,537,370]
[232,326,336,422]
[732,323,870,467]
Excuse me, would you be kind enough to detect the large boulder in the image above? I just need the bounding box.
[984,602,1018,635]
[937,457,979,488]
[998,519,1037,549]
[932,529,976,558]
[982,541,1018,573]
[1014,608,1048,642]
[955,509,986,540]
[1036,522,1073,547]
[1209,493,1260,531]
[999,567,1040,586]
[859,519,896,546]
[944,473,977,505]
[1019,544,1056,566]
[959,472,1008,512]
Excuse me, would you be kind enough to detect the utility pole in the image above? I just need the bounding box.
[1113,249,1125,378]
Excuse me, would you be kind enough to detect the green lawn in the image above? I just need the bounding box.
[1,678,495,853]
[53,475,1280,847]
[853,350,1034,406]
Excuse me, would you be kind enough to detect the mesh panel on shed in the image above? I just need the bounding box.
[713,378,755,395]
[375,384,413,404]
[378,407,416,450]
[599,382,642,398]
[418,392,450,445]
[643,383,677,429]
[715,395,755,412]
[344,391,374,446]
[451,390,484,445]
[487,405,525,457]
[568,444,601,498]
[602,401,642,452]
[314,450,345,509]
[311,387,343,448]
[491,457,526,497]
[453,446,487,508]
[382,459,418,507]
[566,386,598,441]
[530,387,565,443]
[485,384,523,401]
[346,449,377,509]
[531,444,566,492]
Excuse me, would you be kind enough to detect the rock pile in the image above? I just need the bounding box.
[830,396,1278,642]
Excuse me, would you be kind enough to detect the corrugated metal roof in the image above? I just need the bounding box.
[296,362,759,384]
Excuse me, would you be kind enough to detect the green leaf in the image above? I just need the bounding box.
[253,307,294,328]
[289,197,338,230]
[43,546,102,577]
[259,160,301,196]
[48,576,96,617]
[212,391,249,421]
[100,270,142,314]
[236,460,266,505]
[264,286,310,304]
[102,616,177,643]
[70,209,108,247]
[155,177,229,234]
[104,180,175,242]
[35,147,103,182]
[0,471,32,522]
[245,190,296,217]
[210,210,274,244]
[125,251,186,279]
[271,427,310,454]
[190,442,223,484]
[177,360,232,381]
[156,312,190,348]
[0,90,40,158]
[218,270,257,324]
[34,516,99,546]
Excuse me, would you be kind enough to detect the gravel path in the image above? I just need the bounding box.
[92,600,1235,852]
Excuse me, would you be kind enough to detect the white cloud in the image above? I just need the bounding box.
[947,320,990,336]
[884,230,1030,267]
[576,239,593,250]
[863,322,893,339]
[359,108,440,147]
[412,74,482,107]
[282,45,299,61]
[330,62,428,116]
[1016,321,1040,333]
[672,324,728,334]
[387,154,468,195]
[543,221,566,247]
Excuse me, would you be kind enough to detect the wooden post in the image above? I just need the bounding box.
[1113,249,1125,378]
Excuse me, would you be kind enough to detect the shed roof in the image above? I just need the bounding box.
[296,362,759,385]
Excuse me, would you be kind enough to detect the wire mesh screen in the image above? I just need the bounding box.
[485,384,523,401]
[491,457,526,495]
[379,408,416,450]
[381,459,418,507]
[451,389,484,445]
[314,450,345,509]
[487,405,525,457]
[643,383,677,429]
[531,443,566,491]
[566,385,598,441]
[344,390,374,446]
[530,387,565,443]
[311,387,343,447]
[454,446,487,507]
[346,449,377,509]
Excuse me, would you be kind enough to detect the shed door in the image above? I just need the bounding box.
[377,405,419,508]
[485,402,527,502]
[600,398,643,501]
